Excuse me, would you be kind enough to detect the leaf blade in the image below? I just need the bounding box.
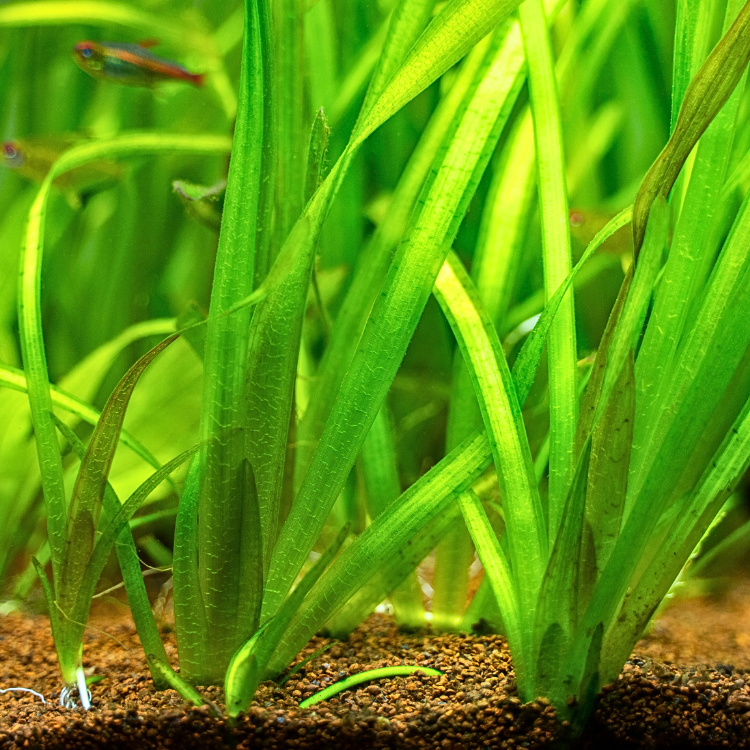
[632,0,750,255]
[263,23,527,621]
[457,491,523,683]
[433,251,545,632]
[265,431,492,677]
[353,0,524,145]
[224,525,349,717]
[519,0,577,538]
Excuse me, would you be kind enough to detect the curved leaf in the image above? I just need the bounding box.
[519,0,576,536]
[17,133,231,586]
[225,525,349,717]
[353,0,524,145]
[59,333,181,614]
[299,666,442,708]
[433,251,544,631]
[265,430,492,677]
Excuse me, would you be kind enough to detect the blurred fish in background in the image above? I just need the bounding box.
[1,136,124,206]
[72,40,205,88]
[569,207,633,267]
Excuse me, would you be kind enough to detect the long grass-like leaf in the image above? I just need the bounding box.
[632,0,750,255]
[51,416,170,689]
[532,442,591,702]
[519,0,577,541]
[358,407,425,628]
[580,352,635,607]
[359,0,436,122]
[634,107,750,500]
[17,133,231,591]
[434,109,535,630]
[289,0,454,283]
[575,274,632,458]
[173,457,206,681]
[272,0,304,259]
[599,393,750,682]
[352,0,524,146]
[632,0,749,485]
[263,23,526,621]
[295,35,490,494]
[571,200,665,477]
[360,407,401,519]
[457,491,522,685]
[59,333,180,615]
[31,556,69,680]
[243,110,331,576]
[111,531,169,687]
[433,251,544,633]
[433,0,565,611]
[194,0,267,682]
[569,264,750,699]
[669,0,716,132]
[473,112,537,331]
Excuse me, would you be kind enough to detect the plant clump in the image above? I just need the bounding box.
[1,0,750,740]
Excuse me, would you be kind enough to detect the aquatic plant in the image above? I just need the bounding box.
[1,0,750,734]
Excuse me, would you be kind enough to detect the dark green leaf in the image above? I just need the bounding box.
[59,333,179,613]
[532,441,591,702]
[582,352,635,602]
[304,109,331,204]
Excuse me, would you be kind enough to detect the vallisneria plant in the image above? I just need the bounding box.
[2,0,750,736]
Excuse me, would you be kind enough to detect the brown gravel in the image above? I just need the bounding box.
[1,579,750,749]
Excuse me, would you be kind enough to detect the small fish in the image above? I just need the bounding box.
[569,208,633,258]
[73,40,204,88]
[2,136,124,205]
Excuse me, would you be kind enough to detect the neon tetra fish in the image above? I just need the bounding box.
[73,40,205,88]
